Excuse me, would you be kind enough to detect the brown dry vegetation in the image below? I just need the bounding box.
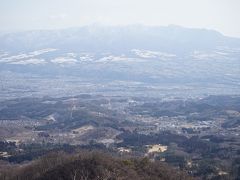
[0,151,193,180]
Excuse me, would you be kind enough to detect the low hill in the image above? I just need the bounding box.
[0,151,192,180]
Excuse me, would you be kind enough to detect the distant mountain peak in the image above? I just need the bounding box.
[0,24,239,53]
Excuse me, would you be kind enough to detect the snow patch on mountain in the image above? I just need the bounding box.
[191,50,230,60]
[29,48,57,56]
[132,49,176,59]
[9,58,46,65]
[97,55,136,63]
[51,57,77,64]
[0,48,57,63]
[79,53,94,62]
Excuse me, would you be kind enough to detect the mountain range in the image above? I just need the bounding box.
[0,25,239,98]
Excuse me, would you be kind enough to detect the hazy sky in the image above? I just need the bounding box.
[0,0,240,37]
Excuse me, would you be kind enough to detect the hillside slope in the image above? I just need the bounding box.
[0,151,192,180]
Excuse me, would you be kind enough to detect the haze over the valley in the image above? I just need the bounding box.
[0,0,240,38]
[1,1,240,180]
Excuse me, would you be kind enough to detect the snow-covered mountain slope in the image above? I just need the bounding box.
[0,25,239,87]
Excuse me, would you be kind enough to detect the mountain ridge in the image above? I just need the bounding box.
[1,25,240,54]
